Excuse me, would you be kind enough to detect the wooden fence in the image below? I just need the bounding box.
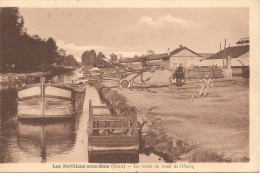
[185,66,223,79]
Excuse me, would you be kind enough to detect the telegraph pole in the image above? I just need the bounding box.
[222,39,226,69]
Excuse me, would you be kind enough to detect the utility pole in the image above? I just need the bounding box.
[222,39,226,69]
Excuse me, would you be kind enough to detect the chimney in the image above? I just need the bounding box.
[167,48,170,55]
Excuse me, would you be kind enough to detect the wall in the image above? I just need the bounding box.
[169,49,201,69]
[120,61,140,69]
[121,60,162,70]
[199,59,249,77]
[198,59,224,67]
[148,60,161,66]
[232,67,243,76]
[170,56,201,69]
[161,59,170,69]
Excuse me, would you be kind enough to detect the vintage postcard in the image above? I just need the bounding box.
[0,0,259,172]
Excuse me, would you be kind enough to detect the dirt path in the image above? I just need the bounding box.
[105,78,249,161]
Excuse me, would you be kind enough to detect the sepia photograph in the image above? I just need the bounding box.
[0,0,259,172]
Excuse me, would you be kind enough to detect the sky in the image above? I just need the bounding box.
[20,8,249,61]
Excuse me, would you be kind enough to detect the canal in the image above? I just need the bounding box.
[0,70,164,163]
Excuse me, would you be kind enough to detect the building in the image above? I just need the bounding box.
[162,46,202,69]
[198,53,214,61]
[199,45,249,76]
[119,53,170,69]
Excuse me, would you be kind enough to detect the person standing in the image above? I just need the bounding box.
[175,65,185,87]
[199,74,214,97]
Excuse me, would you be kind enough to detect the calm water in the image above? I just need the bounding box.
[0,70,163,163]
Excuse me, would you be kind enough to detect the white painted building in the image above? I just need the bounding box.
[165,46,202,69]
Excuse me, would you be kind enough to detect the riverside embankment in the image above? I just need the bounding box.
[93,77,249,163]
[0,71,52,88]
[0,68,75,88]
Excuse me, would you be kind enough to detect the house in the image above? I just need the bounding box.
[148,53,170,67]
[119,57,142,69]
[162,46,202,69]
[199,45,249,76]
[119,53,170,69]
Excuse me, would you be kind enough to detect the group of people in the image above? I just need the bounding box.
[172,65,214,97]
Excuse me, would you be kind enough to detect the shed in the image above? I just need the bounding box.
[199,45,249,77]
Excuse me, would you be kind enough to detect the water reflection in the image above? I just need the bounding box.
[0,87,17,116]
[0,70,164,163]
[50,70,80,84]
[0,88,18,163]
[17,119,76,163]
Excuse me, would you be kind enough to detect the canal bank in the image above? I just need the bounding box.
[0,70,104,163]
[0,68,75,89]
[93,78,249,163]
[92,81,185,163]
[0,70,164,163]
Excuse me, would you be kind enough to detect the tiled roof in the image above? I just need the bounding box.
[149,53,170,61]
[119,53,170,63]
[207,45,249,59]
[238,52,249,59]
[199,53,214,60]
[170,47,202,57]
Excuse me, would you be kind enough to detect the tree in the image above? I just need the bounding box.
[96,52,107,68]
[0,8,62,72]
[147,50,155,55]
[27,34,47,71]
[110,53,118,62]
[56,48,66,68]
[81,49,96,67]
[46,38,58,65]
[0,7,25,69]
[119,56,124,62]
[134,54,139,59]
[64,54,79,67]
[118,54,123,59]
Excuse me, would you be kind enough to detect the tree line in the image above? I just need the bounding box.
[81,49,130,68]
[0,7,78,72]
[81,50,109,68]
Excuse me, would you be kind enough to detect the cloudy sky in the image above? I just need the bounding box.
[20,8,249,61]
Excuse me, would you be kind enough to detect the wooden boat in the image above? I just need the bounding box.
[75,69,103,85]
[74,77,89,85]
[17,78,86,119]
[88,100,139,163]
